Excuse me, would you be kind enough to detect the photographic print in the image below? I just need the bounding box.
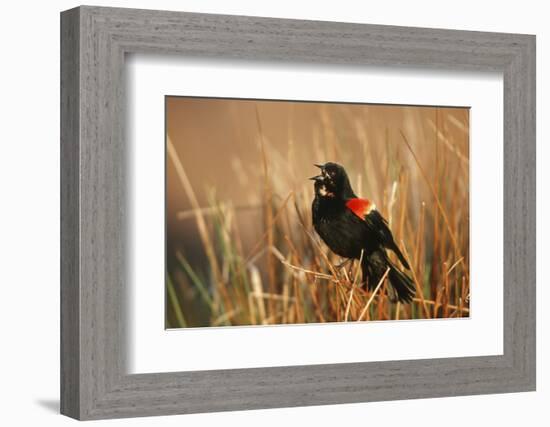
[165,97,470,328]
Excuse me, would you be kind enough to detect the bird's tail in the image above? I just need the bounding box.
[361,251,415,303]
[387,262,415,303]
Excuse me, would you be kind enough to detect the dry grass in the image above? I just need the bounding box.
[165,101,470,328]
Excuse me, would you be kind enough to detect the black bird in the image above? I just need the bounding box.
[310,162,415,303]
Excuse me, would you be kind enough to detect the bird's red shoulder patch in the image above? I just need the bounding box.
[346,198,376,220]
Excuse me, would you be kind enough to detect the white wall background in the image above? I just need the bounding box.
[0,1,546,425]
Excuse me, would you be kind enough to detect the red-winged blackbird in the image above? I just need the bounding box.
[311,162,415,303]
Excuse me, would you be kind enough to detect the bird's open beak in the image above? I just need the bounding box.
[311,164,326,180]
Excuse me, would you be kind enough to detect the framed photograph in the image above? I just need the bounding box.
[164,97,470,329]
[60,6,535,420]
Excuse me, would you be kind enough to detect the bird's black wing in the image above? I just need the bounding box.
[363,210,410,269]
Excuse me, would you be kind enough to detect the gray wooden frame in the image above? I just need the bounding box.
[60,5,536,420]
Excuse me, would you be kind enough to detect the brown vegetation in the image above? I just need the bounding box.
[166,98,469,328]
